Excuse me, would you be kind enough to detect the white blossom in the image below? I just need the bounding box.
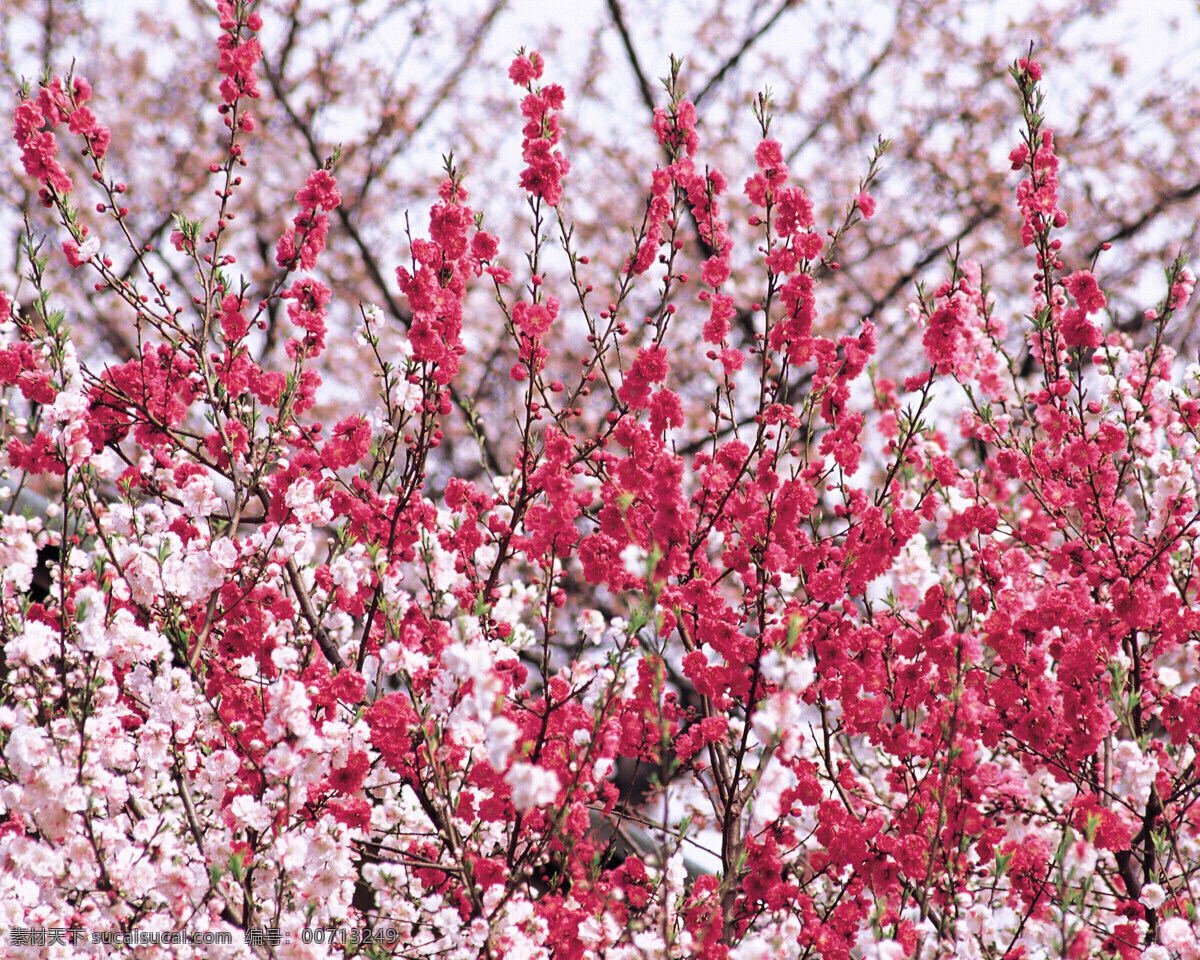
[505,762,560,812]
[230,794,273,832]
[619,543,648,577]
[1139,882,1167,910]
[484,716,520,769]
[180,474,222,517]
[4,620,57,665]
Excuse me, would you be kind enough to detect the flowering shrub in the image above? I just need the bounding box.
[1,2,1199,957]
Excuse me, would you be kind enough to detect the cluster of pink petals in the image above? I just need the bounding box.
[6,31,1200,960]
[512,52,570,206]
[13,75,111,205]
[275,169,342,271]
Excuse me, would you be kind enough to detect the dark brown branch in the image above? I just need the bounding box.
[258,50,504,478]
[403,0,507,148]
[604,0,657,114]
[286,556,346,670]
[785,28,899,165]
[1091,179,1200,259]
[861,201,1002,320]
[694,0,797,107]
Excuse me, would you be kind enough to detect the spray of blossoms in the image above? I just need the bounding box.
[3,15,1200,960]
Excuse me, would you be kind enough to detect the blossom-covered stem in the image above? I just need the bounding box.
[202,1,264,324]
[10,27,1200,960]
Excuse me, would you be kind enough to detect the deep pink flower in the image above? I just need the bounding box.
[294,169,341,211]
[508,51,543,86]
[512,297,559,338]
[1064,270,1106,314]
[1059,307,1101,349]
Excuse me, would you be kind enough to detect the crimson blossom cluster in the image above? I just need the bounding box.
[1,4,1199,959]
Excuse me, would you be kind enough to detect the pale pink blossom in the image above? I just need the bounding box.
[4,620,57,665]
[230,794,273,832]
[485,716,520,768]
[1139,883,1167,909]
[180,475,222,516]
[506,762,560,811]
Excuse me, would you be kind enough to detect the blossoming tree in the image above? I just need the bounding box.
[5,1,1200,435]
[2,1,1200,959]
